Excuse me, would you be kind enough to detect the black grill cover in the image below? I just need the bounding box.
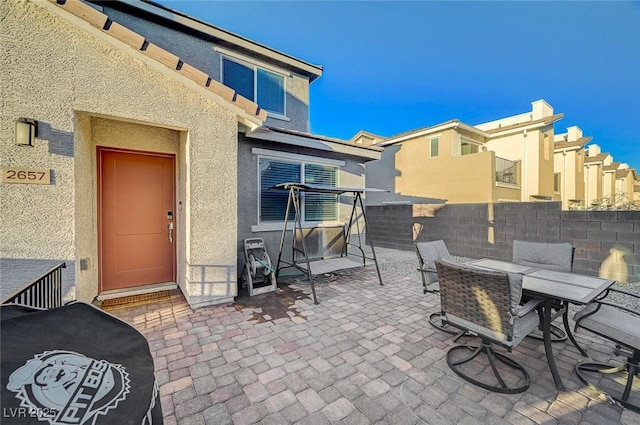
[1,302,162,425]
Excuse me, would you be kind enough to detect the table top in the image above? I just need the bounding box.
[466,259,537,274]
[466,258,615,305]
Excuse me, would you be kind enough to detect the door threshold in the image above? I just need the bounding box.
[97,282,177,301]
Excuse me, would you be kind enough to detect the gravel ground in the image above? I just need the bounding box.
[372,246,640,311]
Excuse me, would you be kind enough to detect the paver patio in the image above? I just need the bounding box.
[109,252,640,425]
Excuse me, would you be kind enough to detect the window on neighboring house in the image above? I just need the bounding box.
[259,157,337,223]
[554,173,561,193]
[222,57,285,116]
[430,138,439,158]
[461,140,480,156]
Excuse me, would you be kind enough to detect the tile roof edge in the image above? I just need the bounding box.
[42,0,267,124]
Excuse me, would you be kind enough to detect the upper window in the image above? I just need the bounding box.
[430,138,439,158]
[461,140,480,156]
[222,57,285,116]
[259,157,337,224]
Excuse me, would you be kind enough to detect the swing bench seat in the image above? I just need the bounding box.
[274,182,384,304]
[297,256,364,276]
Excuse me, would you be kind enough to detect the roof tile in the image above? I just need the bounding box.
[105,21,146,50]
[142,42,180,69]
[57,0,108,29]
[178,62,210,87]
[48,0,265,121]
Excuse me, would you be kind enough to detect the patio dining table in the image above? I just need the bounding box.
[466,258,615,391]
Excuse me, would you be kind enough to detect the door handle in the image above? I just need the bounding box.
[168,222,174,244]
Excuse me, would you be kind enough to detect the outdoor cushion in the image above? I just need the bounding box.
[512,240,573,272]
[574,303,640,351]
[446,308,539,347]
[415,240,451,287]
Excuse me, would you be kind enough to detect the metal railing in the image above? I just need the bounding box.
[495,157,518,184]
[2,262,66,309]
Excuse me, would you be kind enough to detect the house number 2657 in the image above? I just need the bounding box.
[1,167,51,185]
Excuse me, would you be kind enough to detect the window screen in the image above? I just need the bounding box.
[257,69,285,115]
[222,58,254,101]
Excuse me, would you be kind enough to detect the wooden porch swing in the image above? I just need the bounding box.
[274,183,383,304]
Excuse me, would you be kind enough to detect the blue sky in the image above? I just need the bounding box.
[158,1,640,168]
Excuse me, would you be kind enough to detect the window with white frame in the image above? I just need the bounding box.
[259,157,338,223]
[222,57,286,116]
[461,139,480,156]
[430,137,439,158]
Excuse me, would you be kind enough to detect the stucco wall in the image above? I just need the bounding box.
[104,5,311,132]
[236,134,367,278]
[1,0,241,307]
[585,164,603,205]
[367,130,509,205]
[554,149,585,208]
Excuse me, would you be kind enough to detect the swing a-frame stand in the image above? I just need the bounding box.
[274,183,383,304]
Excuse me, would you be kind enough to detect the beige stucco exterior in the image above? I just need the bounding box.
[584,164,602,206]
[376,125,520,204]
[1,0,256,307]
[584,145,608,206]
[553,126,587,209]
[615,168,639,201]
[478,101,558,202]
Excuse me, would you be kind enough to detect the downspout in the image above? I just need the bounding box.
[523,129,528,201]
[585,164,590,205]
[563,151,567,209]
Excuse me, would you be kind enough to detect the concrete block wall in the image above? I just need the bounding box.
[367,203,640,283]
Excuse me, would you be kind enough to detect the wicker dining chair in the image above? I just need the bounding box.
[573,288,640,412]
[435,258,541,394]
[415,240,457,334]
[512,240,575,344]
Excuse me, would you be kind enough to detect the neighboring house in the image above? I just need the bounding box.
[615,166,639,202]
[583,144,639,207]
[367,99,562,205]
[603,162,621,200]
[553,126,589,209]
[350,130,387,147]
[583,144,611,206]
[369,119,513,205]
[476,100,563,202]
[1,0,380,308]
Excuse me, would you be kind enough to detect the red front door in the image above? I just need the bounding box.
[98,148,175,292]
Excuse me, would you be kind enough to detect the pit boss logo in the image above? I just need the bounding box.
[7,351,130,425]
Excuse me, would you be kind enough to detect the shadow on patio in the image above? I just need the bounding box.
[109,256,640,425]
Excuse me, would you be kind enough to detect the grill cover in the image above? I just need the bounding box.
[1,302,162,425]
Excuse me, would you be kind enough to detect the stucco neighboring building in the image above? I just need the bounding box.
[615,166,639,202]
[476,100,563,202]
[1,0,380,308]
[368,119,520,205]
[553,126,589,209]
[366,100,563,205]
[350,131,387,147]
[584,144,611,206]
